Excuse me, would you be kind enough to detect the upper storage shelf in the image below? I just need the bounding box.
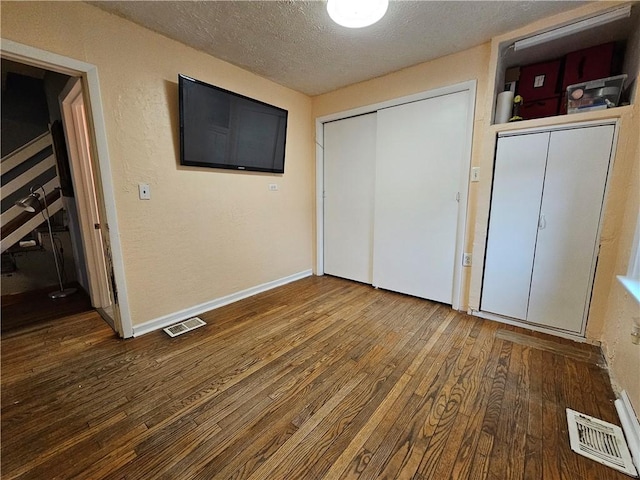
[490,3,639,126]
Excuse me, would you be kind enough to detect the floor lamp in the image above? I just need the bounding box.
[14,185,77,299]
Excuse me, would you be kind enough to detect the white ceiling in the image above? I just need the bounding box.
[90,1,589,96]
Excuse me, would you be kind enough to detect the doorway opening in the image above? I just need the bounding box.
[0,41,131,338]
[1,59,94,332]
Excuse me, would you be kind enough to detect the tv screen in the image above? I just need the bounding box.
[179,74,288,173]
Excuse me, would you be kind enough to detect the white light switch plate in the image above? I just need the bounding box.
[471,167,480,182]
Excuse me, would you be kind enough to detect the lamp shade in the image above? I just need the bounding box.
[327,0,389,28]
[14,192,42,213]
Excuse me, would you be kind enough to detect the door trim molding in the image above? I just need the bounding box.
[315,80,477,310]
[497,118,621,137]
[1,39,133,338]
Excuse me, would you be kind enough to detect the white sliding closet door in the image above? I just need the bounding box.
[323,113,377,284]
[527,125,614,332]
[481,132,549,320]
[372,91,469,303]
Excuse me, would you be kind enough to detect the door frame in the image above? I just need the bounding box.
[315,80,477,310]
[1,39,133,338]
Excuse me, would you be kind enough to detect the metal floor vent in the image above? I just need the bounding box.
[163,317,206,337]
[567,408,638,477]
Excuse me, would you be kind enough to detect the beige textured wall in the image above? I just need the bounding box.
[312,43,492,310]
[1,2,314,325]
[599,100,640,409]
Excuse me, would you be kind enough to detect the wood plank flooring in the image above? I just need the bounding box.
[1,275,627,479]
[1,282,92,333]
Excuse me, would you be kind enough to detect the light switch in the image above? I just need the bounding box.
[471,167,480,182]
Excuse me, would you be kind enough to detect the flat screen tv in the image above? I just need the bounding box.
[179,74,288,173]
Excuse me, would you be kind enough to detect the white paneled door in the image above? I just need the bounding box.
[527,125,614,332]
[372,91,470,303]
[481,124,614,334]
[481,132,549,320]
[323,113,377,284]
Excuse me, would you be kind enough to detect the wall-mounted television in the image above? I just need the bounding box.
[179,74,288,174]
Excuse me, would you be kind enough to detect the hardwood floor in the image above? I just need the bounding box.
[1,282,93,333]
[1,275,627,479]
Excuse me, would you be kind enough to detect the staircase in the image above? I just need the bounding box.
[1,131,62,253]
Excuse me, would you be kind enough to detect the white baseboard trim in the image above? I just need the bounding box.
[615,390,640,475]
[132,269,313,337]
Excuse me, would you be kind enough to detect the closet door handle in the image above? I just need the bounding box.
[538,214,547,230]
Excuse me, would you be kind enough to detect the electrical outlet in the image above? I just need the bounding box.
[138,183,151,200]
[462,253,472,266]
[268,183,278,191]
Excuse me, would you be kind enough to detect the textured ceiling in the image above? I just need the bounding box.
[90,1,589,96]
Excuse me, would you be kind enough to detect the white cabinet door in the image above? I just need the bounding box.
[527,125,614,332]
[372,91,469,303]
[481,132,549,320]
[323,113,377,284]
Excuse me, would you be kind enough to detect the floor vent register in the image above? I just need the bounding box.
[567,408,638,477]
[163,317,206,337]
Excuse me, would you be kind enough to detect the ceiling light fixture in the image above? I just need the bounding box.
[513,5,631,51]
[327,0,389,29]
